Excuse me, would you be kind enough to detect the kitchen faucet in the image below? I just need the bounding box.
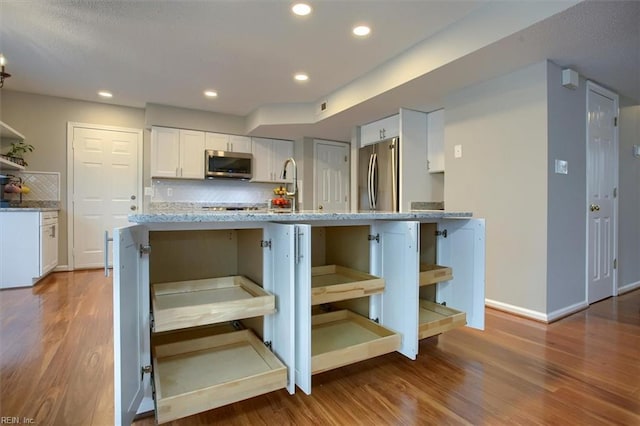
[281,157,298,212]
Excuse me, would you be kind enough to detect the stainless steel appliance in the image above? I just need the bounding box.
[358,137,399,212]
[205,150,252,180]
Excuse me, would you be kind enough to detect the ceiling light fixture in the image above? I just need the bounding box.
[292,3,312,16]
[98,91,113,98]
[204,90,218,98]
[353,25,371,37]
[294,73,309,82]
[0,54,11,88]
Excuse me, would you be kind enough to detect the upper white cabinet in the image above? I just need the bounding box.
[360,114,399,147]
[205,132,252,153]
[151,127,204,179]
[251,137,293,183]
[427,109,445,173]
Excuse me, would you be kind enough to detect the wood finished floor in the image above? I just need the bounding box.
[0,270,638,425]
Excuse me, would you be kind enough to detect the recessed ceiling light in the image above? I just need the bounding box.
[294,73,309,82]
[98,91,113,98]
[204,90,218,98]
[353,25,371,37]
[292,3,312,16]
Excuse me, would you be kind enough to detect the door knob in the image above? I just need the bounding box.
[590,204,600,212]
[130,205,137,211]
[131,195,136,200]
[319,205,323,210]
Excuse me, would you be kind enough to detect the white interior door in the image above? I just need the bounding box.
[71,124,142,269]
[314,140,349,212]
[586,83,618,304]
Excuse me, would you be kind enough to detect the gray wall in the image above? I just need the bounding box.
[618,101,640,291]
[545,62,587,313]
[0,90,144,267]
[444,61,549,315]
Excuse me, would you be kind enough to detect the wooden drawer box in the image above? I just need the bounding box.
[311,310,400,375]
[151,276,275,332]
[419,264,453,286]
[153,329,287,424]
[418,299,466,339]
[311,265,385,305]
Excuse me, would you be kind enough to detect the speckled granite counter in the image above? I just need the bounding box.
[129,209,471,223]
[0,201,61,212]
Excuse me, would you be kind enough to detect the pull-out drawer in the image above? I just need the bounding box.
[152,276,275,332]
[419,264,453,286]
[311,310,400,375]
[311,265,384,305]
[152,329,287,424]
[418,299,466,339]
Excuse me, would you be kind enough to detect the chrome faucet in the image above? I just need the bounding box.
[281,157,298,212]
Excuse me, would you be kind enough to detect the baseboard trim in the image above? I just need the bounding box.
[54,265,72,272]
[618,281,640,295]
[485,299,588,323]
[485,299,547,322]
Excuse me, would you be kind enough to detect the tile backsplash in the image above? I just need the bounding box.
[11,171,61,201]
[151,179,277,205]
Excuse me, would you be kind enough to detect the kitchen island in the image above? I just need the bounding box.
[115,209,484,424]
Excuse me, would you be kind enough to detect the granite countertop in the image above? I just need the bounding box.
[129,208,471,223]
[0,201,61,212]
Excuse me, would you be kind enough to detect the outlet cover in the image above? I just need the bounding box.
[555,159,568,174]
[454,145,463,159]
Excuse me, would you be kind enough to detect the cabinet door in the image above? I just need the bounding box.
[251,137,274,182]
[179,130,205,179]
[114,224,150,426]
[360,114,399,147]
[40,222,58,276]
[263,223,307,395]
[205,132,229,151]
[0,212,39,288]
[292,225,312,395]
[150,127,180,178]
[371,221,419,360]
[436,218,485,330]
[427,109,445,173]
[229,135,252,153]
[271,139,294,183]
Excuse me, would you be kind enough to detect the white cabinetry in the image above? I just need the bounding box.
[151,127,205,179]
[205,133,252,153]
[360,114,399,147]
[0,210,58,288]
[427,109,445,173]
[251,137,293,183]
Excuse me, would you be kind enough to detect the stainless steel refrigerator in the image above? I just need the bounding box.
[358,137,399,212]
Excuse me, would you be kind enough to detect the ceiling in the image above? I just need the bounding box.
[1,1,638,141]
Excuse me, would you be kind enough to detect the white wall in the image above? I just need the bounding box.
[444,61,549,315]
[618,102,640,293]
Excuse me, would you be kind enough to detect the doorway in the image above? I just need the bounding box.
[314,140,349,212]
[67,123,142,269]
[586,82,618,304]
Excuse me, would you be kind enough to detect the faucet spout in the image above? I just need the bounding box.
[281,157,298,212]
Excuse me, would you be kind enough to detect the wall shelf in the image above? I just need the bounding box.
[0,121,26,140]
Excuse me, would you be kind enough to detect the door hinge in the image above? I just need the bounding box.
[435,229,448,238]
[613,259,617,269]
[344,155,348,162]
[440,301,447,307]
[368,234,380,243]
[141,365,152,380]
[264,341,272,350]
[149,312,155,331]
[139,244,151,256]
[260,239,272,250]
[614,116,618,127]
[613,187,617,198]
[372,317,379,324]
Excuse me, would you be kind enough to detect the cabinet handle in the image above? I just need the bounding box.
[175,167,179,177]
[104,230,113,277]
[51,225,56,238]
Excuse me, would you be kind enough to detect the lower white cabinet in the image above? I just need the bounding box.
[114,217,485,423]
[0,210,58,288]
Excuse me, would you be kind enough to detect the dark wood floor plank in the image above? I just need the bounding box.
[1,270,638,425]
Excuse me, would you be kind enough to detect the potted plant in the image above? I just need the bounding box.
[6,141,34,166]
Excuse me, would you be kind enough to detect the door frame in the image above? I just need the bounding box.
[312,139,350,211]
[585,81,619,302]
[66,122,143,270]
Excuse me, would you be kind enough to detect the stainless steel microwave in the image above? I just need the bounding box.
[205,150,253,180]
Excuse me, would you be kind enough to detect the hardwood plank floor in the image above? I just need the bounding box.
[1,270,638,425]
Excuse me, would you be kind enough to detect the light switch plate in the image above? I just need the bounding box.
[454,144,463,159]
[555,159,568,174]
